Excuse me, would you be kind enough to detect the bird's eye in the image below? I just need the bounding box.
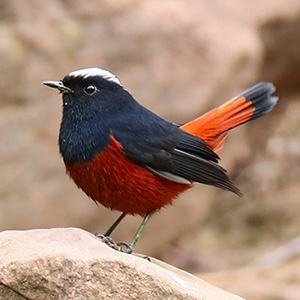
[84,84,98,95]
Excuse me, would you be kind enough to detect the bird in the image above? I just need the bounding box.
[43,67,278,253]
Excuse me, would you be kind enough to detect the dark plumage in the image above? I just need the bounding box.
[43,67,278,251]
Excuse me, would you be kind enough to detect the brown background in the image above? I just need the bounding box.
[0,1,300,299]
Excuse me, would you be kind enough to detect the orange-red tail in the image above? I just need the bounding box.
[181,82,278,152]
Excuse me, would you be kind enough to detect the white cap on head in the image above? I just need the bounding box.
[67,67,122,86]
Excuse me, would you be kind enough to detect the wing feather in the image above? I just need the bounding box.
[118,128,241,196]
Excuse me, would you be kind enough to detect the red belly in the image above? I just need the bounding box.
[66,136,192,216]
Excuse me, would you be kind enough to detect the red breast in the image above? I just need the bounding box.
[66,135,192,216]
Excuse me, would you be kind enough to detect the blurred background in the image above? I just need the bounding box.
[0,0,299,299]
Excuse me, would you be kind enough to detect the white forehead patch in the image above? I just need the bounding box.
[67,67,121,86]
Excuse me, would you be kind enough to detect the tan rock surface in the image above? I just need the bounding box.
[0,228,244,300]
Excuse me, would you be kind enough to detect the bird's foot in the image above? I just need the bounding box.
[95,234,133,254]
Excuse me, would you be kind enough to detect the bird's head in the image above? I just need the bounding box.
[43,67,137,163]
[43,67,131,117]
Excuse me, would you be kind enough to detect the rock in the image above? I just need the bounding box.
[0,228,244,300]
[0,0,300,273]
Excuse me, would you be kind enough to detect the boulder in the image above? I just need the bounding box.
[0,228,244,300]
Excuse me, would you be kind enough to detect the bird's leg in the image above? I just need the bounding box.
[96,212,127,250]
[127,211,155,253]
[97,211,154,255]
[104,212,127,236]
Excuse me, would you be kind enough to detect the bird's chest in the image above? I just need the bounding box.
[65,135,190,216]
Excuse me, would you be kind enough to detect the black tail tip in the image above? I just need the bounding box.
[238,82,278,120]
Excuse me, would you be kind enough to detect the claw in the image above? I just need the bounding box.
[95,234,133,253]
[117,242,133,254]
[132,253,151,261]
[95,233,151,261]
[96,234,119,250]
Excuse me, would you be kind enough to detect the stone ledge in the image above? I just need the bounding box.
[0,228,244,300]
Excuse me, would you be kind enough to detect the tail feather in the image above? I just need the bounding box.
[181,82,278,152]
[236,82,277,120]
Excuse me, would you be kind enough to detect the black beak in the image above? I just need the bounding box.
[43,80,74,94]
